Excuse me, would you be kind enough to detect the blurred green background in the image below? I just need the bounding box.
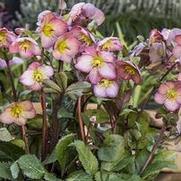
[1,0,181,43]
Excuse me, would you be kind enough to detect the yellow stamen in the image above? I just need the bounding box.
[0,31,6,44]
[102,40,112,50]
[33,69,44,82]
[11,104,23,118]
[19,40,32,52]
[124,65,136,75]
[57,39,69,53]
[80,33,92,45]
[100,79,112,88]
[42,24,54,37]
[92,56,104,68]
[166,89,177,100]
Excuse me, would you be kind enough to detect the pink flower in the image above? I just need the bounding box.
[68,3,105,26]
[0,101,36,125]
[37,11,67,49]
[52,33,80,63]
[116,60,142,84]
[154,81,181,111]
[9,37,41,58]
[0,28,16,48]
[0,57,24,69]
[93,79,119,98]
[20,62,54,91]
[149,29,163,44]
[98,37,122,52]
[75,47,116,84]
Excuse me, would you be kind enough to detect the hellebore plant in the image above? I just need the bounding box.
[0,2,181,181]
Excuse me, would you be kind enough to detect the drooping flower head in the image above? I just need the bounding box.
[154,81,181,111]
[9,37,41,58]
[52,33,80,63]
[93,78,119,98]
[67,3,105,27]
[149,29,163,45]
[75,47,116,84]
[0,57,24,69]
[98,37,122,52]
[116,60,142,84]
[20,62,54,91]
[0,28,16,48]
[0,101,36,125]
[37,11,67,49]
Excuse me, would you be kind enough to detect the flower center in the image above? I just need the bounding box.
[33,69,44,82]
[57,39,69,53]
[80,33,92,45]
[0,32,6,44]
[124,65,136,75]
[100,79,112,88]
[19,40,32,52]
[166,89,177,100]
[92,56,104,68]
[101,40,112,50]
[42,24,54,37]
[11,104,23,118]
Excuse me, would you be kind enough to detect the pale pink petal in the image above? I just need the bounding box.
[20,70,34,86]
[93,84,106,98]
[51,18,67,36]
[158,83,172,94]
[75,55,93,72]
[40,65,54,77]
[33,45,41,56]
[9,42,19,53]
[173,45,181,58]
[19,49,33,58]
[100,51,114,63]
[0,108,14,124]
[30,82,42,91]
[88,68,101,84]
[0,58,7,68]
[22,110,36,119]
[28,62,41,70]
[154,92,165,104]
[52,49,62,60]
[106,82,119,98]
[164,99,180,111]
[14,117,27,126]
[19,101,34,111]
[41,33,56,49]
[175,35,181,45]
[98,63,116,79]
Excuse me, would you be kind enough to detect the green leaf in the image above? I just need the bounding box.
[95,171,125,181]
[98,134,125,162]
[55,72,68,91]
[0,162,12,180]
[43,79,62,93]
[44,172,62,181]
[65,81,91,100]
[66,170,93,181]
[43,149,57,165]
[71,140,98,175]
[17,154,45,179]
[10,162,19,179]
[0,128,14,142]
[55,134,75,171]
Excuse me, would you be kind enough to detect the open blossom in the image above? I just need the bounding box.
[154,81,181,111]
[0,57,24,69]
[93,79,119,98]
[98,37,122,52]
[0,101,36,126]
[75,47,116,84]
[68,3,105,26]
[20,62,53,91]
[116,60,142,84]
[0,28,16,48]
[52,33,80,63]
[9,37,41,58]
[37,11,67,49]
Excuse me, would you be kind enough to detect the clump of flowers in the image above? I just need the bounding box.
[0,2,181,181]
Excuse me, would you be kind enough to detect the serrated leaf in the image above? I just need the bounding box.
[43,149,57,165]
[18,154,45,179]
[95,171,125,181]
[55,134,75,171]
[55,72,68,91]
[0,128,14,142]
[10,162,19,179]
[43,79,62,93]
[66,170,93,181]
[98,134,125,162]
[44,172,62,181]
[0,162,12,180]
[71,140,98,175]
